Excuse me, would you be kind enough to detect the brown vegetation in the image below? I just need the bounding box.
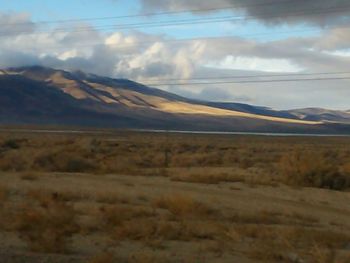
[152,194,216,219]
[0,132,349,192]
[280,150,350,190]
[88,252,115,263]
[0,185,7,205]
[0,131,349,262]
[13,191,79,253]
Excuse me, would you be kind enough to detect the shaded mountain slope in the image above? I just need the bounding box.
[0,66,349,134]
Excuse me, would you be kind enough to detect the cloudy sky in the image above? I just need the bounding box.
[1,0,350,110]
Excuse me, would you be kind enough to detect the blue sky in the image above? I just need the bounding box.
[1,0,139,22]
[1,0,321,41]
[0,0,349,110]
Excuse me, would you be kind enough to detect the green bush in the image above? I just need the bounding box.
[1,139,20,150]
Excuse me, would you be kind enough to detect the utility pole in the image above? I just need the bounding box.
[164,128,170,168]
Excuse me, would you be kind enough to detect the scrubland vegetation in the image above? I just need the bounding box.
[0,130,349,262]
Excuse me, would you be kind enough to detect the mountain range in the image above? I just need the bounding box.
[0,66,349,134]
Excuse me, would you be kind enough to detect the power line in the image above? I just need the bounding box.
[1,14,264,35]
[4,28,323,51]
[1,4,350,37]
[0,0,299,27]
[140,71,350,83]
[87,6,350,32]
[49,15,242,32]
[143,76,350,87]
[1,23,345,54]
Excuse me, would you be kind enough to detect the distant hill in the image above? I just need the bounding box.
[287,108,350,124]
[0,66,349,134]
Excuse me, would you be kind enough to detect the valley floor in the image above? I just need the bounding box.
[0,131,349,262]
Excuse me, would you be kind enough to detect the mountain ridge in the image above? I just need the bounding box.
[0,66,349,134]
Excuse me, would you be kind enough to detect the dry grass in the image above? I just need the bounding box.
[171,171,244,184]
[100,205,156,232]
[0,132,349,262]
[13,191,79,253]
[20,172,40,181]
[95,191,128,204]
[0,185,8,205]
[310,245,336,263]
[0,132,349,192]
[128,251,167,263]
[152,194,216,219]
[0,185,9,229]
[34,151,97,173]
[229,210,284,225]
[232,210,319,227]
[279,150,350,190]
[111,219,223,244]
[245,226,350,262]
[95,194,223,245]
[0,150,32,172]
[88,252,115,263]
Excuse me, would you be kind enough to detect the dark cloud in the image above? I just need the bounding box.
[0,12,36,36]
[0,49,40,68]
[143,62,174,77]
[140,0,350,26]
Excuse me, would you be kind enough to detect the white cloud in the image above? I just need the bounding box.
[1,10,350,109]
[206,55,303,73]
[322,49,350,57]
[58,50,79,60]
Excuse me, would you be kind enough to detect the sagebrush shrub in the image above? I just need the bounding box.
[14,192,79,252]
[1,139,20,149]
[34,151,96,173]
[280,150,350,190]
